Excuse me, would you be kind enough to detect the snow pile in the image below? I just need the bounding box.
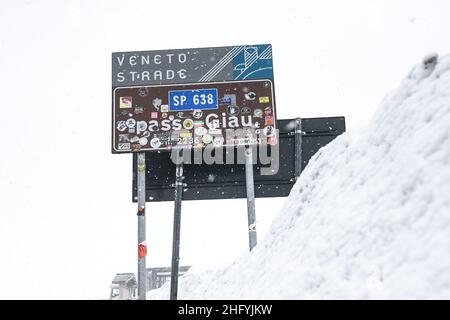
[149,54,450,299]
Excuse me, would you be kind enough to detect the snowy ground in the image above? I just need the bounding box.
[148,54,450,299]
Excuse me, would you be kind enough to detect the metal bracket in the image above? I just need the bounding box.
[170,181,187,188]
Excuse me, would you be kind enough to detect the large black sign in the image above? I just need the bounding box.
[132,117,345,202]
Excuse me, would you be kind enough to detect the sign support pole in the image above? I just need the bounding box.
[137,152,147,300]
[294,118,303,180]
[170,148,184,300]
[245,145,257,251]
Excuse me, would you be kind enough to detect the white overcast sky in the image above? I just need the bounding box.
[0,0,449,299]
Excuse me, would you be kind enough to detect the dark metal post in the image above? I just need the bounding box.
[245,145,257,251]
[294,118,303,180]
[170,148,184,300]
[137,152,147,300]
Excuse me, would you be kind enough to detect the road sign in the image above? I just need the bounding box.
[113,80,276,152]
[112,44,274,87]
[132,117,346,202]
[112,45,276,154]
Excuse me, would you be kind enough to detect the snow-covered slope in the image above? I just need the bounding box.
[149,54,450,299]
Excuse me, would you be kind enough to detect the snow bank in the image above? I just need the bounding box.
[149,53,450,299]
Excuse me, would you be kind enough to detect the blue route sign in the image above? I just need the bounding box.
[168,89,218,111]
